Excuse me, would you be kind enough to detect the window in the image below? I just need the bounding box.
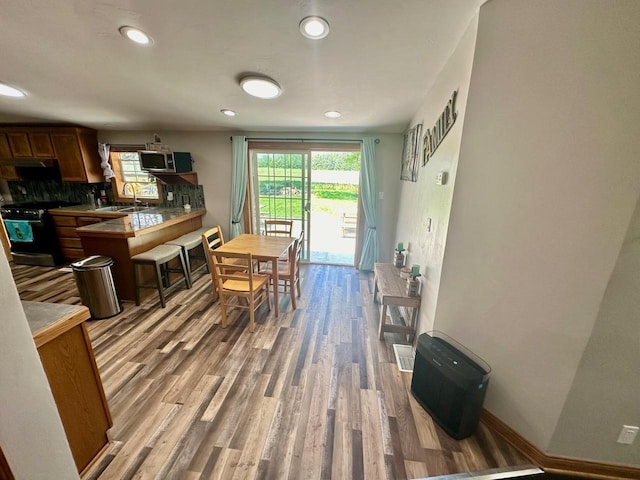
[109,147,161,203]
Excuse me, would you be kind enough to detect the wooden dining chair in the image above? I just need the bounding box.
[264,219,293,237]
[201,225,233,301]
[259,230,303,309]
[211,251,271,332]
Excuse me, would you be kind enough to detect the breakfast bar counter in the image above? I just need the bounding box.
[75,207,205,239]
[75,207,206,301]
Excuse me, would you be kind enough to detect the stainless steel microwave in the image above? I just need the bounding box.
[138,151,193,173]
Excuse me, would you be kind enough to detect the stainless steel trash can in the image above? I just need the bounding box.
[71,255,122,319]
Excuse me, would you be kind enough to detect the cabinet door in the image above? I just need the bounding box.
[51,133,88,182]
[29,132,54,157]
[6,132,32,157]
[37,323,112,473]
[0,133,11,159]
[0,165,19,180]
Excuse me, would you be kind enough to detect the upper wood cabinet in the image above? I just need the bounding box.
[29,132,55,157]
[0,133,20,180]
[0,126,104,183]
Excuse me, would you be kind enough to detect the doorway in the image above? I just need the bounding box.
[248,143,361,265]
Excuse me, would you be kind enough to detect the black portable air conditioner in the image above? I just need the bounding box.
[410,331,491,440]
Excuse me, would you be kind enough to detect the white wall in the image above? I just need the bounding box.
[99,131,403,263]
[395,16,479,334]
[549,192,640,464]
[434,0,640,455]
[0,256,79,479]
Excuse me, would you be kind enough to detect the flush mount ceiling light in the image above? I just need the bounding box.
[324,110,342,118]
[119,26,154,45]
[239,76,282,99]
[0,82,25,97]
[299,16,330,39]
[220,109,237,117]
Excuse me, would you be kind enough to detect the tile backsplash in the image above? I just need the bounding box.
[6,180,205,208]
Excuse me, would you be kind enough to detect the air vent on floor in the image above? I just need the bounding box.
[393,344,415,372]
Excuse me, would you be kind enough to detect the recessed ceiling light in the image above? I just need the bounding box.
[119,26,154,45]
[0,82,25,97]
[299,16,330,39]
[324,110,342,118]
[220,109,237,117]
[239,76,282,99]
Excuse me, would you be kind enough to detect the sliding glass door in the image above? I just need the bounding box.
[249,143,361,265]
[250,150,310,259]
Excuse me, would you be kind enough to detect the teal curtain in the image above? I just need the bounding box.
[230,135,248,239]
[358,137,379,270]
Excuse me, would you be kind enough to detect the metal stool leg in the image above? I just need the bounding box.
[155,261,166,308]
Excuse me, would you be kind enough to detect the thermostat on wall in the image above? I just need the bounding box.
[435,171,448,185]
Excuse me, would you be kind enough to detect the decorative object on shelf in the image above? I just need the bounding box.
[400,266,411,279]
[406,265,421,297]
[394,242,405,268]
[400,123,422,182]
[423,90,458,166]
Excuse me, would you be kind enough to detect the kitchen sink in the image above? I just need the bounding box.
[117,206,150,212]
[94,205,150,212]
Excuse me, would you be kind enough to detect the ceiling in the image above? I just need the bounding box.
[0,0,483,134]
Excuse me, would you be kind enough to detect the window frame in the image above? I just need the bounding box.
[109,145,163,204]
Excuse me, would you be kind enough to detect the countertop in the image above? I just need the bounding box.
[22,300,91,347]
[73,207,206,239]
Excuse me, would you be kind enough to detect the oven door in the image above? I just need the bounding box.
[2,216,64,266]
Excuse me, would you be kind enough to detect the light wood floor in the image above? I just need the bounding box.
[12,262,527,480]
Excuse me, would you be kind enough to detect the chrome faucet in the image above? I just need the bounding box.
[122,182,139,205]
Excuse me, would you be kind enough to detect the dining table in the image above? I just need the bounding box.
[214,233,295,317]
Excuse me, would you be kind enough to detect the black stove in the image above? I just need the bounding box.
[1,200,80,266]
[1,200,78,218]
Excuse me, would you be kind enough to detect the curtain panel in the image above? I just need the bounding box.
[230,136,248,239]
[358,137,379,270]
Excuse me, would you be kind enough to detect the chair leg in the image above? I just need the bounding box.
[266,281,272,311]
[249,300,255,332]
[289,279,297,309]
[220,296,228,328]
[155,262,166,308]
[296,275,301,297]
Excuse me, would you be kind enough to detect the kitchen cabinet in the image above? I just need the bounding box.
[0,133,20,180]
[52,211,127,261]
[0,126,104,183]
[4,130,53,157]
[50,128,104,183]
[6,132,32,157]
[24,301,112,475]
[28,132,55,157]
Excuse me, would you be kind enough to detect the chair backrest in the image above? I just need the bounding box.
[264,219,293,237]
[294,230,304,272]
[202,225,224,272]
[211,251,255,292]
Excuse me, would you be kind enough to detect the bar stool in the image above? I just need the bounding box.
[131,244,190,308]
[166,228,210,287]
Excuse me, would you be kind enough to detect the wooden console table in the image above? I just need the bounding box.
[373,263,421,340]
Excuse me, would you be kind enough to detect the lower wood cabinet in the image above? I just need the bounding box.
[52,213,123,261]
[35,316,112,474]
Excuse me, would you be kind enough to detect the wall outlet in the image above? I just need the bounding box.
[167,192,173,201]
[617,425,639,444]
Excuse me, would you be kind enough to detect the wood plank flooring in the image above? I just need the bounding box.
[11,262,527,479]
